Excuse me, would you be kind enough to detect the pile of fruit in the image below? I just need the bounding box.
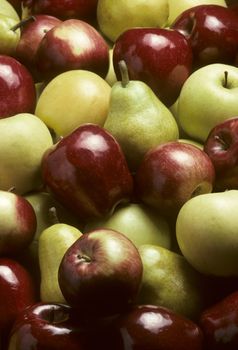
[0,0,238,349]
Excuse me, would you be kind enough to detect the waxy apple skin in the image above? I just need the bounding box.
[171,5,238,68]
[113,28,193,107]
[58,229,143,318]
[35,19,109,81]
[41,124,133,222]
[0,55,36,119]
[135,141,215,217]
[199,291,238,349]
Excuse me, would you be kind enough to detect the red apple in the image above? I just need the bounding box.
[203,116,238,191]
[0,190,36,256]
[35,19,109,82]
[113,27,193,107]
[171,5,238,69]
[41,123,133,222]
[200,290,238,349]
[0,55,36,119]
[58,228,143,317]
[135,141,215,218]
[15,14,62,81]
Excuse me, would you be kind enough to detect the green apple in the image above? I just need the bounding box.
[0,13,20,55]
[84,203,171,250]
[137,244,204,320]
[167,0,227,26]
[177,64,238,142]
[39,223,82,303]
[35,70,111,137]
[176,190,238,276]
[97,0,169,43]
[0,0,20,21]
[0,113,53,195]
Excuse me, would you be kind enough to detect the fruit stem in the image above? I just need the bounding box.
[223,71,228,88]
[7,187,16,193]
[118,60,130,88]
[11,15,36,32]
[49,207,60,225]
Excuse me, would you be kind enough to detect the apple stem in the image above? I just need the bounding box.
[118,60,130,88]
[49,207,60,225]
[11,15,36,32]
[7,187,16,193]
[223,71,228,88]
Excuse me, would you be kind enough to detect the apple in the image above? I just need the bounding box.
[135,141,215,218]
[15,14,62,81]
[0,55,36,119]
[41,123,133,222]
[0,0,20,21]
[177,63,238,142]
[0,258,36,347]
[171,4,238,69]
[0,13,21,56]
[113,27,193,107]
[58,228,143,317]
[203,116,238,191]
[0,190,36,256]
[35,18,109,82]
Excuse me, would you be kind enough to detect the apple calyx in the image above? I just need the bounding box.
[213,134,230,150]
[119,60,130,88]
[47,305,70,324]
[77,254,91,264]
[10,16,36,32]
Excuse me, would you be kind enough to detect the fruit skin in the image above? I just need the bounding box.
[177,63,238,142]
[58,228,143,318]
[0,0,20,21]
[176,190,238,276]
[0,113,53,195]
[171,4,238,68]
[0,55,36,119]
[35,18,109,82]
[113,27,193,107]
[0,190,36,256]
[135,141,215,218]
[203,116,238,191]
[0,13,20,56]
[114,304,204,350]
[41,123,133,222]
[35,69,111,137]
[199,290,238,349]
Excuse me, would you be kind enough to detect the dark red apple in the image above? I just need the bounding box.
[135,141,215,218]
[113,27,193,107]
[203,116,238,191]
[41,123,133,222]
[200,290,238,349]
[35,18,109,82]
[0,190,36,256]
[171,4,238,69]
[15,14,62,81]
[58,228,143,318]
[0,55,36,118]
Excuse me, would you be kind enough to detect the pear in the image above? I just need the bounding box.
[104,61,179,171]
[84,202,171,250]
[176,190,238,277]
[39,220,82,303]
[0,113,53,195]
[137,244,204,320]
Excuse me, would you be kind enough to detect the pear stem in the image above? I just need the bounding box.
[7,187,16,193]
[118,60,130,88]
[49,206,60,225]
[223,71,228,88]
[11,15,36,32]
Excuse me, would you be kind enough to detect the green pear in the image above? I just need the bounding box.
[39,223,82,303]
[0,13,20,55]
[137,244,204,320]
[97,0,169,43]
[84,203,171,250]
[104,61,179,171]
[176,190,238,277]
[0,113,53,195]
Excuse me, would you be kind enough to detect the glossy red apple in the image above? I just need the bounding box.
[0,258,36,347]
[58,228,143,318]
[35,18,109,82]
[171,5,238,69]
[41,123,133,222]
[0,190,36,256]
[135,141,215,218]
[113,27,193,107]
[0,55,36,119]
[204,116,238,191]
[200,290,238,349]
[15,14,62,81]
